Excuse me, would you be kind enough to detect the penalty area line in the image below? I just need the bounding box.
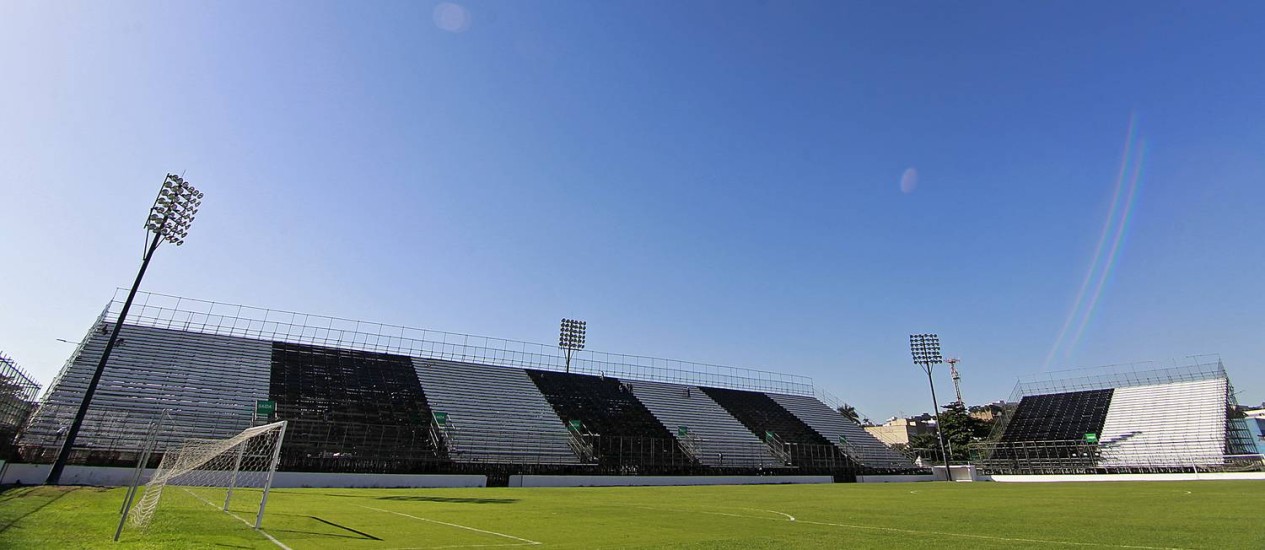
[182,488,293,550]
[359,505,541,546]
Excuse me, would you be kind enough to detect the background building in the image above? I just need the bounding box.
[864,417,934,448]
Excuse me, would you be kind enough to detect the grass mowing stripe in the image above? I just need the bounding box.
[359,505,541,546]
[3,481,1259,548]
[182,488,293,550]
[0,486,78,532]
[627,500,1192,550]
[381,545,549,550]
[794,518,1190,550]
[629,505,796,522]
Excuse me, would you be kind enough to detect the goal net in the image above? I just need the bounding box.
[125,420,287,530]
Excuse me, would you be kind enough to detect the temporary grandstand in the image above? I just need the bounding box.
[0,351,42,459]
[20,291,914,482]
[974,358,1261,474]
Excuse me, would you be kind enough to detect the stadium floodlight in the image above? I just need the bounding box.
[910,333,953,480]
[46,174,204,485]
[559,318,586,373]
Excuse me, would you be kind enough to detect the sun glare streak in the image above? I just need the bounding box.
[1066,140,1147,353]
[1042,115,1143,370]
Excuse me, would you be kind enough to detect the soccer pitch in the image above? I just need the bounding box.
[1,481,1261,549]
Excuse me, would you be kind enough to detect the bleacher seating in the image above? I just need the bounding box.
[627,380,781,468]
[25,309,927,478]
[767,393,914,470]
[999,389,1114,443]
[270,342,444,472]
[526,370,685,469]
[699,386,850,469]
[1098,378,1227,466]
[23,324,269,456]
[413,359,579,465]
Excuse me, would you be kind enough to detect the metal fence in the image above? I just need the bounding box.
[0,352,45,458]
[970,439,1265,475]
[1009,356,1227,402]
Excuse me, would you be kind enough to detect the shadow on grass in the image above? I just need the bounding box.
[307,516,382,540]
[0,486,39,504]
[268,515,382,543]
[268,515,384,541]
[302,492,518,505]
[375,495,518,504]
[0,486,79,534]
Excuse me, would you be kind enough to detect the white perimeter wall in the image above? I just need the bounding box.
[986,472,1265,482]
[509,475,832,487]
[0,464,138,486]
[0,464,485,488]
[270,472,485,488]
[856,474,937,483]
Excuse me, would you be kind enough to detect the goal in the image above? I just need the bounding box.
[121,420,288,533]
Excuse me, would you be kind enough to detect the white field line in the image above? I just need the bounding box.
[630,504,1188,550]
[744,508,795,521]
[359,505,541,547]
[182,488,293,550]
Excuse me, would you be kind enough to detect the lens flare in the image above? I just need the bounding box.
[900,167,918,194]
[433,2,471,33]
[1043,115,1147,370]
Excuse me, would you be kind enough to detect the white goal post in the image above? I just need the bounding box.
[120,420,288,535]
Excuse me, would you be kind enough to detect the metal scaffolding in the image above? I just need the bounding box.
[977,358,1262,474]
[100,290,819,397]
[0,351,42,456]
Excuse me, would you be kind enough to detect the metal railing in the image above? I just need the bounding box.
[0,351,42,445]
[676,430,703,462]
[1010,356,1226,402]
[97,290,819,397]
[565,422,597,463]
[971,439,1265,475]
[763,432,792,465]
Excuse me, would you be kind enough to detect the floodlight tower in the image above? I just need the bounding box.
[947,357,964,406]
[910,333,952,479]
[558,318,586,373]
[46,174,203,485]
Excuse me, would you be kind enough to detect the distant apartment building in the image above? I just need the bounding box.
[864,417,934,447]
[1245,408,1265,454]
[968,401,1009,422]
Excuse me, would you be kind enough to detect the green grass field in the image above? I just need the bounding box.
[1,481,1261,549]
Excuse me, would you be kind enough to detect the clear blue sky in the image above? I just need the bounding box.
[3,1,1263,419]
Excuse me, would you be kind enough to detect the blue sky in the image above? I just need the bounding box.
[3,1,1263,419]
